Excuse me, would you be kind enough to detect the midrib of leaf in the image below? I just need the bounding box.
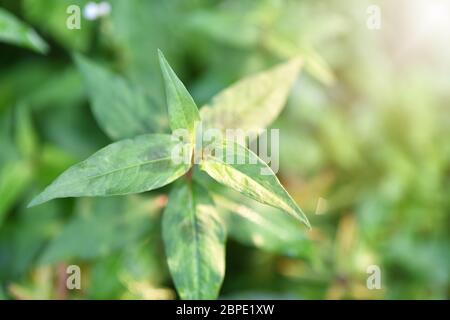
[204,155,290,211]
[48,156,174,190]
[166,69,191,131]
[189,184,201,297]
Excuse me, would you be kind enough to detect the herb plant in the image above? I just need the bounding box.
[28,50,309,299]
[1,0,448,301]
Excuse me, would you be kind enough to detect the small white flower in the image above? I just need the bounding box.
[83,1,111,21]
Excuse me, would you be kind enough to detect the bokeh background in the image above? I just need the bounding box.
[0,0,449,299]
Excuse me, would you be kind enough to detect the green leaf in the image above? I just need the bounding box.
[200,58,302,135]
[214,193,313,258]
[0,111,33,226]
[0,7,48,53]
[15,103,38,159]
[75,54,166,140]
[162,182,226,300]
[158,50,200,139]
[28,134,192,207]
[200,140,310,227]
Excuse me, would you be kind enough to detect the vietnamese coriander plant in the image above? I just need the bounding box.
[29,50,310,300]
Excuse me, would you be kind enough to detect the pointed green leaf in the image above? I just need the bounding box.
[200,58,302,135]
[162,182,226,300]
[29,134,192,207]
[158,50,200,138]
[200,140,310,227]
[75,54,166,140]
[0,8,48,53]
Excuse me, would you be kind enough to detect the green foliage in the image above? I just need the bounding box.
[0,108,33,227]
[0,7,48,53]
[28,50,308,299]
[200,57,302,135]
[200,140,309,227]
[158,50,201,140]
[74,55,166,140]
[0,0,448,301]
[29,134,191,207]
[40,196,156,264]
[163,182,225,300]
[0,161,32,226]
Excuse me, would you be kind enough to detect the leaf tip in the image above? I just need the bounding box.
[304,217,312,229]
[27,192,50,208]
[27,197,41,208]
[295,207,311,229]
[157,49,167,65]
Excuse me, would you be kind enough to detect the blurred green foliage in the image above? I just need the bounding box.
[0,0,448,299]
